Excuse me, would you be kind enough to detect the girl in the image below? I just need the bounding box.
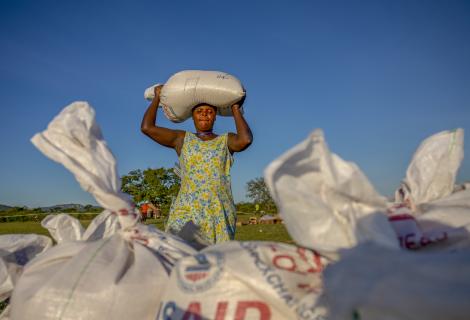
[141,85,252,243]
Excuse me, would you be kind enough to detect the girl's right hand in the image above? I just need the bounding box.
[153,85,164,101]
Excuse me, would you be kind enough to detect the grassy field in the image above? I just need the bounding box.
[0,216,294,244]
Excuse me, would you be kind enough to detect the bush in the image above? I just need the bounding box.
[0,214,48,223]
[0,213,102,223]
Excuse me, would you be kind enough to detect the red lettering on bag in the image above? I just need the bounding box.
[272,248,323,274]
[297,247,323,273]
[234,301,271,320]
[273,254,297,272]
[182,302,201,320]
[214,301,228,320]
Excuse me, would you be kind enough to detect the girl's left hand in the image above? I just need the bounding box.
[232,94,246,111]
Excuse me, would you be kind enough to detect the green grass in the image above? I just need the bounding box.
[0,218,293,244]
[0,220,92,237]
[0,221,54,237]
[235,224,293,243]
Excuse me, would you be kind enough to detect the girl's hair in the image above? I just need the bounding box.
[191,103,217,113]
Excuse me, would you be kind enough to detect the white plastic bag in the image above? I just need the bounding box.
[264,129,398,258]
[321,243,470,320]
[396,128,464,207]
[158,241,328,320]
[9,101,196,320]
[40,214,84,243]
[390,128,470,251]
[386,204,467,250]
[0,234,52,302]
[41,210,121,243]
[144,70,245,122]
[262,127,470,319]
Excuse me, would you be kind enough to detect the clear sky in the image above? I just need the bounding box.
[1,0,469,207]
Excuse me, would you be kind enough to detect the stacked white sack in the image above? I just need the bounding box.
[396,128,464,207]
[264,129,399,259]
[144,70,245,122]
[0,234,52,318]
[389,128,470,251]
[264,128,470,319]
[158,241,328,320]
[321,243,470,320]
[8,102,196,320]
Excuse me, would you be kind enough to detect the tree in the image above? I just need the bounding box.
[245,177,277,213]
[235,201,256,213]
[121,167,181,215]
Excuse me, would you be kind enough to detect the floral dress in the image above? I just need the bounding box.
[166,132,236,243]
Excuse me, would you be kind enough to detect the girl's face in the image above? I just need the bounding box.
[192,105,216,131]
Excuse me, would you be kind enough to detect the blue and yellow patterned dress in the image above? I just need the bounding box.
[166,132,236,243]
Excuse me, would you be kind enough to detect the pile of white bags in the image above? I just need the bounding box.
[3,98,469,319]
[155,127,422,320]
[144,70,245,122]
[6,102,196,320]
[264,127,470,319]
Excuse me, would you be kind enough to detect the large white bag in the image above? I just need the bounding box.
[144,70,245,122]
[320,243,470,320]
[395,128,464,207]
[389,128,470,251]
[0,234,52,302]
[9,102,196,320]
[158,241,329,320]
[264,129,398,258]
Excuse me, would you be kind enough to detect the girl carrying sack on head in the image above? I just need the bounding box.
[141,71,252,244]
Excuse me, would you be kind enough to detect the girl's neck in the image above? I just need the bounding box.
[195,130,214,137]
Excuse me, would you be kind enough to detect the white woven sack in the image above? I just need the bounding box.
[396,128,464,207]
[10,225,194,320]
[321,243,470,320]
[264,129,398,259]
[158,241,329,320]
[9,102,196,320]
[144,70,245,122]
[0,234,52,302]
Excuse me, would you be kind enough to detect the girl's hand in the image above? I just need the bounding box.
[231,94,246,111]
[153,85,164,101]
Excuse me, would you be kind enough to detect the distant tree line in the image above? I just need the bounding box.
[120,167,277,216]
[0,205,103,215]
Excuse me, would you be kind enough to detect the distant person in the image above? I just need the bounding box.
[141,85,252,244]
[148,202,161,219]
[140,202,148,222]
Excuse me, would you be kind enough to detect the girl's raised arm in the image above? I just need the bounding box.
[141,85,185,155]
[228,96,253,153]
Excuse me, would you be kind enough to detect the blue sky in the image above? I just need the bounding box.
[1,0,469,207]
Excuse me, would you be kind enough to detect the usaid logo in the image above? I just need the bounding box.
[176,252,224,293]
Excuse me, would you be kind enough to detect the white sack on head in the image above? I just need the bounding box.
[399,128,464,206]
[264,129,398,257]
[0,234,52,302]
[144,70,245,122]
